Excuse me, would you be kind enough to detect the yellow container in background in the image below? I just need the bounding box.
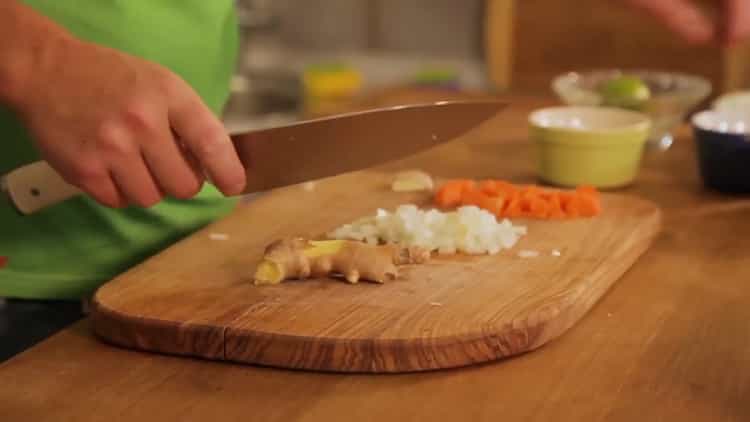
[303,63,362,116]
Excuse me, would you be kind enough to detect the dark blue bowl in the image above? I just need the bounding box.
[691,110,750,194]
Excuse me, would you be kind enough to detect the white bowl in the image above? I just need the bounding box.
[712,91,750,112]
[692,110,750,135]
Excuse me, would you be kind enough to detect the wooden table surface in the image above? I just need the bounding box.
[2,92,750,422]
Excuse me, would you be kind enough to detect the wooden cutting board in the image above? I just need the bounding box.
[91,171,661,373]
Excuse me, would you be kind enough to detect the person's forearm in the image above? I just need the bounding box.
[0,1,74,107]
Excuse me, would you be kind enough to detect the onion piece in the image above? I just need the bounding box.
[328,205,526,256]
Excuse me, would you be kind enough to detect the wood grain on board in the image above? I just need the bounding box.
[91,171,660,372]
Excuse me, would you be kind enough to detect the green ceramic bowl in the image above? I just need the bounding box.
[529,106,652,189]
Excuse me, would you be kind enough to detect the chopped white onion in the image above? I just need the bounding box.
[327,205,526,255]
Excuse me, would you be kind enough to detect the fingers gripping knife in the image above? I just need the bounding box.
[1,100,505,215]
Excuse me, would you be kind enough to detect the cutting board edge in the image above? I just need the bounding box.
[89,201,661,373]
[90,299,226,360]
[522,204,663,349]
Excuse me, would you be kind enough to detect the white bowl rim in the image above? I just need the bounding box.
[691,109,750,134]
[529,106,652,134]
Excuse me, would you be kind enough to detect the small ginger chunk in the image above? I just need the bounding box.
[253,238,429,285]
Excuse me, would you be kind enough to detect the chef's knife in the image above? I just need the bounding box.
[1,100,505,215]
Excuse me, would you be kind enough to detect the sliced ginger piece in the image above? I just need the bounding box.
[253,238,430,286]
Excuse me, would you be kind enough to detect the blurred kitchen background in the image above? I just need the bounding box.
[224,0,750,131]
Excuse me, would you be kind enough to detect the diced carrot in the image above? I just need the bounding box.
[462,187,487,207]
[432,178,602,220]
[574,185,601,217]
[521,185,542,198]
[538,190,554,200]
[520,196,550,218]
[493,180,518,197]
[558,192,575,208]
[577,194,602,217]
[478,194,505,216]
[516,185,541,217]
[479,180,501,196]
[503,192,523,218]
[521,196,532,217]
[563,195,583,218]
[530,197,550,218]
[547,194,566,219]
[435,182,464,208]
[458,180,477,194]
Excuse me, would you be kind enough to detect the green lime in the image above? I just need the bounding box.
[598,76,651,110]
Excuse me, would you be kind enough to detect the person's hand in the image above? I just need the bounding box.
[9,36,246,208]
[622,0,750,46]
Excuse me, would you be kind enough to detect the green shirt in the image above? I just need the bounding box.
[0,1,239,299]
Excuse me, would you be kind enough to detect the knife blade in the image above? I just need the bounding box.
[2,100,505,215]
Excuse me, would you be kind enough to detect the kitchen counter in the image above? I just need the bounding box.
[1,93,749,422]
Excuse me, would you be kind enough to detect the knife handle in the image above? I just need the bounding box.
[1,161,82,215]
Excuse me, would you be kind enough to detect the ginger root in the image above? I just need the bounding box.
[253,238,429,286]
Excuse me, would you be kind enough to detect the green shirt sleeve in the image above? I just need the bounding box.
[0,1,240,299]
